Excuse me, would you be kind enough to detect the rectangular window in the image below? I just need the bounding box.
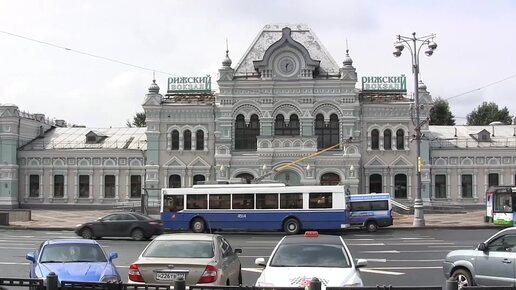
[209,194,230,209]
[29,175,39,197]
[232,194,254,209]
[187,194,208,209]
[104,175,116,198]
[494,193,512,213]
[256,193,278,209]
[309,192,332,209]
[435,174,447,198]
[280,193,303,209]
[350,201,389,211]
[488,173,499,187]
[79,175,89,198]
[164,194,184,211]
[54,175,64,197]
[461,174,473,198]
[130,175,141,198]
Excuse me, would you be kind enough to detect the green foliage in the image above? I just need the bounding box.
[429,98,455,125]
[126,112,146,127]
[466,102,513,125]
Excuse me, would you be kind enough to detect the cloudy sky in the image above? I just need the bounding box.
[1,0,515,127]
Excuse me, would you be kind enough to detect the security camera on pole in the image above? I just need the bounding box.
[393,32,437,227]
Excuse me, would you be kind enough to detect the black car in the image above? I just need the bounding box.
[75,212,163,241]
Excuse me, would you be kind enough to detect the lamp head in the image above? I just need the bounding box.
[394,42,405,51]
[424,49,434,56]
[428,41,438,50]
[393,49,402,57]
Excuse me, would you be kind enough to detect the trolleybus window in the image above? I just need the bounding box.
[232,194,254,209]
[256,193,279,209]
[309,192,332,208]
[209,194,230,209]
[279,193,302,209]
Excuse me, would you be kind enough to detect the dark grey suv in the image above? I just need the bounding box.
[443,227,516,289]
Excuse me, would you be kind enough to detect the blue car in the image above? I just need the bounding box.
[26,239,121,282]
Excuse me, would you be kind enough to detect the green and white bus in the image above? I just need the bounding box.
[485,186,516,226]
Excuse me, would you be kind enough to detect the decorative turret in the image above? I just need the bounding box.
[148,79,160,94]
[143,79,162,106]
[340,49,357,82]
[218,46,235,81]
[222,49,232,68]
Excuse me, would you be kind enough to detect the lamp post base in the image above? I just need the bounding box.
[413,201,425,227]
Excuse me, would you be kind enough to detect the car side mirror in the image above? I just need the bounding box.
[478,242,488,252]
[109,252,118,261]
[355,258,368,268]
[255,257,266,267]
[26,252,35,262]
[234,248,242,254]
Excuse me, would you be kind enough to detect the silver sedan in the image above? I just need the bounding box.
[128,233,242,286]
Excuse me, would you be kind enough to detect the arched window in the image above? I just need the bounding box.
[168,175,181,188]
[171,130,179,150]
[193,175,205,185]
[235,114,260,150]
[371,129,379,150]
[384,129,392,150]
[396,129,404,150]
[196,130,204,150]
[315,113,339,150]
[184,130,192,150]
[274,114,285,136]
[394,174,407,198]
[369,174,382,193]
[320,173,340,185]
[289,114,300,136]
[235,173,254,184]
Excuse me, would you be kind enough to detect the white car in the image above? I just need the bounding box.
[255,231,367,288]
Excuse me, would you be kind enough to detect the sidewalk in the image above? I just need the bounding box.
[0,209,499,231]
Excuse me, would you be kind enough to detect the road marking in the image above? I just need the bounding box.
[0,262,30,265]
[242,268,263,273]
[360,269,404,275]
[348,243,385,246]
[0,247,36,250]
[368,266,441,270]
[386,242,454,245]
[365,258,387,262]
[361,250,400,253]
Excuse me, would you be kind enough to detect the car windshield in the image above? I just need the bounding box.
[270,244,351,267]
[40,244,107,263]
[143,240,214,258]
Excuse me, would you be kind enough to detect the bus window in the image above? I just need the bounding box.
[256,193,279,209]
[232,194,254,209]
[280,193,303,209]
[164,195,184,212]
[495,193,512,213]
[309,192,332,209]
[187,194,207,209]
[209,194,230,209]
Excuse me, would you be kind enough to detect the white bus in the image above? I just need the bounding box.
[160,183,351,234]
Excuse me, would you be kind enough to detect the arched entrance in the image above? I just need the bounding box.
[320,172,340,185]
[235,173,254,184]
[275,171,301,186]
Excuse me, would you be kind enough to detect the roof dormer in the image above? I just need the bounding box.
[470,129,491,142]
[86,131,108,144]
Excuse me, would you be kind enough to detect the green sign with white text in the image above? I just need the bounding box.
[167,75,211,94]
[362,75,406,92]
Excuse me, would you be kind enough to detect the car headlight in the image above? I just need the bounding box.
[75,224,83,228]
[101,275,120,283]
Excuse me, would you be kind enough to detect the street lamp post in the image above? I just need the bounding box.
[393,32,437,227]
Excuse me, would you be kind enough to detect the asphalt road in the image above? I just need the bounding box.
[0,228,501,287]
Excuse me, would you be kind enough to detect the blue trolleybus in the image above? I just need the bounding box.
[160,183,351,234]
[349,193,393,232]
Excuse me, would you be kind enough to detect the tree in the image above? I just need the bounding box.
[466,101,513,125]
[126,112,146,127]
[429,97,455,125]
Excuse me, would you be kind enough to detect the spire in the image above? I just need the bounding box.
[343,39,353,66]
[222,38,232,68]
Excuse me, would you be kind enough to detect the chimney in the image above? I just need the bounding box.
[55,119,67,127]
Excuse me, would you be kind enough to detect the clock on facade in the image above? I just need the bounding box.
[277,56,298,76]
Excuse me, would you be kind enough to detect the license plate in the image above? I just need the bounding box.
[155,271,187,281]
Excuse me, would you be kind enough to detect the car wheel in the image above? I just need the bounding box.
[283,218,300,235]
[452,268,473,289]
[191,218,206,233]
[365,221,378,232]
[81,227,94,239]
[131,228,144,241]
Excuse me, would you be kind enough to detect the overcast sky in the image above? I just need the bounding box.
[1,0,515,127]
